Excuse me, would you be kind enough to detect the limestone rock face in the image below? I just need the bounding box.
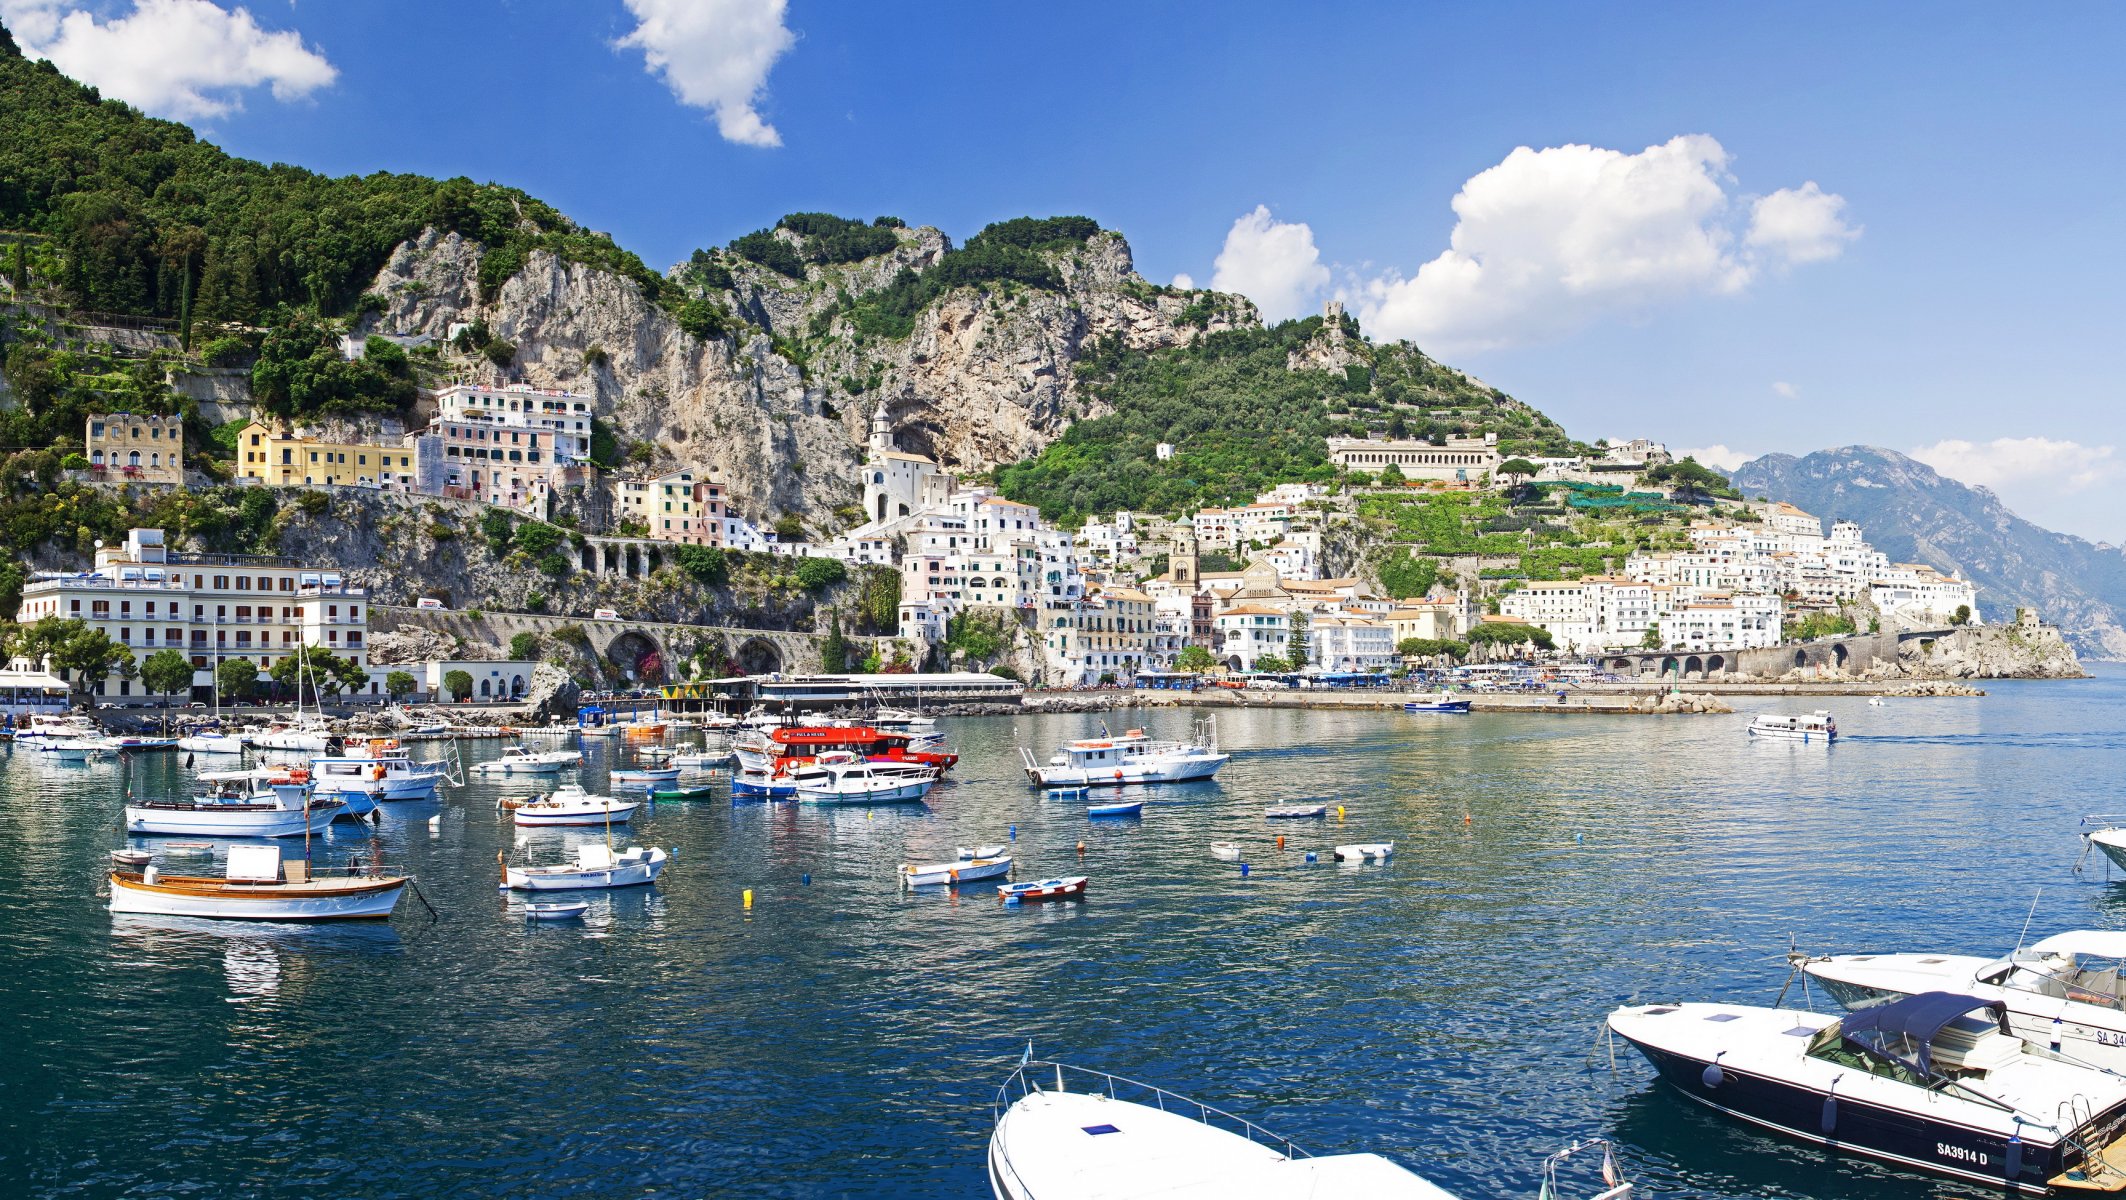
[362,226,1253,531]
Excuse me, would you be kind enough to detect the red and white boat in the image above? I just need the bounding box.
[998,876,1088,903]
[735,725,957,778]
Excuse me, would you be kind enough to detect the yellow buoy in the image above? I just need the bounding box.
[743,888,754,909]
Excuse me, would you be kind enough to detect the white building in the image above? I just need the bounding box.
[434,383,595,464]
[1653,592,1782,651]
[860,401,953,529]
[13,528,376,701]
[1040,587,1154,686]
[426,658,540,702]
[1191,508,1238,552]
[1870,564,1980,626]
[1213,604,1291,671]
[1307,615,1396,672]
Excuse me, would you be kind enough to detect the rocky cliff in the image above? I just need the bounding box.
[1732,446,2126,659]
[362,223,1252,533]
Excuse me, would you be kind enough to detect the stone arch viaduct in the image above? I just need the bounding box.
[369,604,819,682]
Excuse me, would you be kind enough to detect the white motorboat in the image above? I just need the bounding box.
[177,731,248,755]
[126,776,343,838]
[1333,842,1393,862]
[15,714,98,744]
[511,786,637,827]
[308,741,448,802]
[1608,993,2126,1193]
[500,843,667,891]
[796,757,936,805]
[988,1058,1461,1199]
[871,707,937,729]
[959,844,1009,861]
[253,720,336,753]
[472,746,583,775]
[525,900,589,921]
[697,714,741,732]
[611,767,682,786]
[1747,710,1838,743]
[672,749,734,770]
[109,844,404,921]
[35,737,120,762]
[901,855,1011,888]
[1805,930,2126,1074]
[1020,719,1228,788]
[2084,817,2126,873]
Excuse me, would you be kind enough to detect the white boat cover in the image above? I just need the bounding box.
[992,1090,1456,1199]
[2030,930,2126,960]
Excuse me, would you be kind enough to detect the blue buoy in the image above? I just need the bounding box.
[1575,832,1584,844]
[1239,862,1250,877]
[801,873,811,886]
[1702,1060,1724,1088]
[1304,851,1317,863]
[1009,824,1017,840]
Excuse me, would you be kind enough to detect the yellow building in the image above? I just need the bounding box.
[86,413,185,484]
[237,421,421,489]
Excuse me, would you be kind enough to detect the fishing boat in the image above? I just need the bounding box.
[1333,842,1393,862]
[611,766,683,786]
[1266,804,1329,820]
[1087,801,1144,818]
[797,757,936,806]
[108,844,405,921]
[1402,694,1472,713]
[901,855,1011,888]
[471,746,583,775]
[308,741,448,802]
[959,844,1009,861]
[999,876,1088,903]
[1606,993,2126,1193]
[126,776,343,838]
[524,900,589,921]
[988,1057,1462,1199]
[1020,718,1228,789]
[1747,710,1838,743]
[649,783,719,801]
[499,843,667,891]
[729,769,797,799]
[1803,930,2126,1074]
[510,786,637,827]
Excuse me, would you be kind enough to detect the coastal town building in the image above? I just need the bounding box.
[615,469,725,546]
[1040,586,1154,686]
[1212,604,1291,671]
[1327,432,1502,481]
[425,658,539,702]
[235,421,429,491]
[85,413,184,484]
[433,383,594,464]
[1307,614,1396,672]
[13,528,375,700]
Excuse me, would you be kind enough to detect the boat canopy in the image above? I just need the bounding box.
[2029,931,2126,961]
[1841,991,2009,1077]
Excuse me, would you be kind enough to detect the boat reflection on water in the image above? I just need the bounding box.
[109,910,404,952]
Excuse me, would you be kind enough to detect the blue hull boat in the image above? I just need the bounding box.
[1087,801,1144,818]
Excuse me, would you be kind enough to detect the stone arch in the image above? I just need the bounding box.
[579,543,597,573]
[1608,657,1633,673]
[1793,649,1810,669]
[734,636,783,676]
[1833,643,1850,669]
[1707,653,1726,676]
[1660,655,1680,677]
[607,629,666,682]
[510,674,527,698]
[1684,655,1704,679]
[1225,656,1244,672]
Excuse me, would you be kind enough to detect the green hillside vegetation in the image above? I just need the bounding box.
[996,312,1577,521]
[0,33,666,335]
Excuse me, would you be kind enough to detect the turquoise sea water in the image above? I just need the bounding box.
[2,666,2123,1198]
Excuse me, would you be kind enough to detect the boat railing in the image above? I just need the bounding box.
[993,1059,1311,1160]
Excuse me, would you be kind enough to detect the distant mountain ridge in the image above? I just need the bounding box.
[1730,446,2126,658]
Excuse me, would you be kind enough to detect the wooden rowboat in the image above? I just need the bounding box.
[524,900,590,921]
[649,784,718,801]
[999,876,1088,903]
[1265,804,1328,820]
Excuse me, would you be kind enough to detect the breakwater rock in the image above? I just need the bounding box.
[1629,692,1734,714]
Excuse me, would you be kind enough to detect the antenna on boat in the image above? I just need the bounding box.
[2014,888,2044,955]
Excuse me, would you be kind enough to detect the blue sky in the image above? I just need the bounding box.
[7,1,2122,541]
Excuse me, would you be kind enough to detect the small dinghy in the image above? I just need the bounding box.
[1088,800,1144,818]
[958,844,1008,861]
[1266,804,1328,820]
[649,783,718,801]
[159,841,214,856]
[109,848,154,869]
[999,876,1088,903]
[611,767,682,786]
[900,855,1011,888]
[524,900,589,921]
[1209,842,1243,860]
[1333,841,1393,862]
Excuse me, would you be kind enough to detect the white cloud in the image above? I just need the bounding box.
[1209,205,1331,322]
[1771,380,1798,398]
[617,0,795,148]
[1342,135,1859,354]
[1,0,336,121]
[1677,445,1751,472]
[1747,182,1861,265]
[1170,272,1196,290]
[1909,437,2119,493]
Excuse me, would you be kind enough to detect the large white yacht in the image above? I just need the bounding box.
[1020,719,1228,788]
